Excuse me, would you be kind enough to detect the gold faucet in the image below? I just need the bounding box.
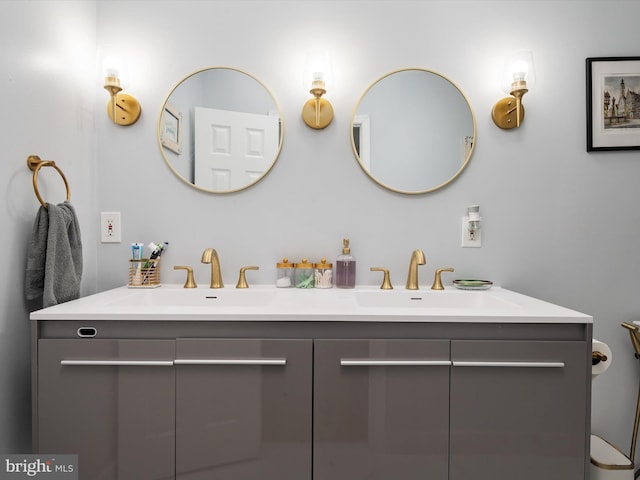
[201,248,223,288]
[236,266,259,289]
[431,267,454,290]
[370,267,393,290]
[405,249,426,290]
[174,265,197,288]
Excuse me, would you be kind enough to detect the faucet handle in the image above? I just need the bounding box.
[174,265,197,289]
[370,267,393,290]
[431,267,454,290]
[236,266,259,289]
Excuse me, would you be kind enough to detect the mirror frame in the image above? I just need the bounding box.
[158,66,284,194]
[351,68,476,195]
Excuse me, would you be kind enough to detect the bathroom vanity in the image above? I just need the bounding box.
[31,285,592,480]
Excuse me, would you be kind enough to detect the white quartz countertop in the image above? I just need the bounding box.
[29,284,593,324]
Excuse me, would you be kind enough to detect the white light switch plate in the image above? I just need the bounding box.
[101,212,121,243]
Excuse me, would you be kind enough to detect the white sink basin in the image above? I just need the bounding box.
[354,289,520,310]
[106,287,275,308]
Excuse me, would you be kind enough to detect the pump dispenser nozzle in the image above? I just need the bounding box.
[342,238,350,254]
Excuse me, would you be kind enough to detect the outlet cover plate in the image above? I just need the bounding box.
[461,216,482,248]
[101,212,121,243]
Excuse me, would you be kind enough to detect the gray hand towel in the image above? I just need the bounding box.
[25,201,83,308]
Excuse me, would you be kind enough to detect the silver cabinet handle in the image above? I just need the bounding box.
[452,361,565,368]
[340,359,452,367]
[174,358,287,366]
[61,360,174,366]
[62,359,287,366]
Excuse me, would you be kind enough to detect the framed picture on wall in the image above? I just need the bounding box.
[160,103,183,154]
[586,56,640,151]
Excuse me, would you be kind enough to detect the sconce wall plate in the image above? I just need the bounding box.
[302,97,333,129]
[106,93,141,126]
[491,96,525,129]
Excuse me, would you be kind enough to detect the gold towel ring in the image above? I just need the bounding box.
[27,155,71,209]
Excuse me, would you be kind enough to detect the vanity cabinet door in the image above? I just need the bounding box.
[36,339,176,480]
[449,340,589,480]
[314,339,451,480]
[175,338,313,480]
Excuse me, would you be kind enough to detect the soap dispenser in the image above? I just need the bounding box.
[335,238,356,289]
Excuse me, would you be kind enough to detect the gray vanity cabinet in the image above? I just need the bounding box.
[33,320,590,480]
[174,338,313,480]
[36,339,176,480]
[449,340,589,480]
[313,339,451,480]
[35,337,312,480]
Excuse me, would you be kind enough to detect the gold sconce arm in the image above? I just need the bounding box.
[492,85,528,129]
[103,73,141,126]
[302,86,334,129]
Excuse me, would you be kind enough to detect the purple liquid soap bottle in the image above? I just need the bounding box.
[335,238,356,289]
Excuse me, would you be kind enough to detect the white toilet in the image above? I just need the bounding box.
[591,335,635,480]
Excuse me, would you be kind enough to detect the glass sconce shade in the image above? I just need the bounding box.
[493,51,535,129]
[303,49,332,91]
[302,49,334,129]
[501,50,536,94]
[101,54,140,126]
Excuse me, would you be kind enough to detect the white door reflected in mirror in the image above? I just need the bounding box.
[159,67,283,193]
[194,107,280,191]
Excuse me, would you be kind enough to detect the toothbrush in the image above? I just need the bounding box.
[142,242,169,284]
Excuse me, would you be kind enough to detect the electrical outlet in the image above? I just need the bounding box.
[461,216,482,248]
[101,212,121,243]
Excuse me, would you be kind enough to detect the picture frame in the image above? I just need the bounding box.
[586,56,640,151]
[160,103,183,154]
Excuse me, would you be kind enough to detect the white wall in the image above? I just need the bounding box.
[0,1,97,451]
[92,0,640,459]
[94,0,640,459]
[5,0,640,462]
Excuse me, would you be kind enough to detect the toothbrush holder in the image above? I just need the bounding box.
[128,258,161,288]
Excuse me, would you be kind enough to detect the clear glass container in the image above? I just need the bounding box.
[276,258,294,288]
[294,258,314,289]
[314,258,333,288]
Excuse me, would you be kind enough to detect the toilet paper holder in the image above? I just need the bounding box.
[593,351,608,365]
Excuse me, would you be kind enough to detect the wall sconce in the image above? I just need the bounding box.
[103,56,141,126]
[491,51,535,129]
[301,50,334,129]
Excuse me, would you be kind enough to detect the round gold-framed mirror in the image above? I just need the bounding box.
[351,68,476,194]
[158,67,283,193]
